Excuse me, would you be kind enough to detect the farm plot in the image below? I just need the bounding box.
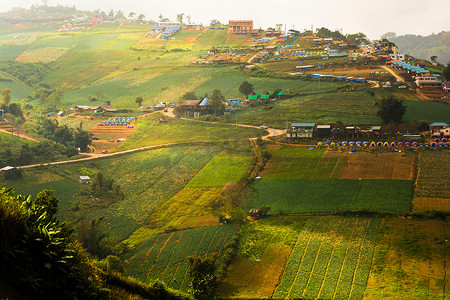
[187,156,252,187]
[251,179,413,214]
[274,216,381,300]
[123,224,236,292]
[365,218,448,299]
[415,151,450,198]
[261,155,346,179]
[334,152,415,180]
[218,216,308,298]
[15,47,70,63]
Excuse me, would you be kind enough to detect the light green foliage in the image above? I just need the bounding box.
[274,216,380,300]
[122,225,236,292]
[187,156,252,187]
[403,100,450,123]
[252,179,412,213]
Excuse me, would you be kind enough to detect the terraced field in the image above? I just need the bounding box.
[415,151,450,198]
[123,224,236,292]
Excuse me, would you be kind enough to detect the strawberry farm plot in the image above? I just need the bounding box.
[187,156,253,187]
[122,224,236,292]
[365,218,448,299]
[251,179,412,214]
[274,216,381,300]
[415,151,450,198]
[218,216,308,299]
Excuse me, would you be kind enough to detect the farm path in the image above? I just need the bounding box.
[367,80,379,88]
[161,108,284,139]
[381,65,404,82]
[0,126,40,142]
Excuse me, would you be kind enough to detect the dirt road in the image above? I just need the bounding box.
[381,65,404,82]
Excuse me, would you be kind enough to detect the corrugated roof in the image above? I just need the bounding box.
[292,122,315,127]
[181,100,201,106]
[248,95,258,100]
[317,125,331,129]
[199,97,209,106]
[429,122,449,127]
[260,95,269,99]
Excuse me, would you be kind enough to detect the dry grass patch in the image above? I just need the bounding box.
[413,197,450,212]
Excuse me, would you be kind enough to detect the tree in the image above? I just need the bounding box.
[275,24,283,33]
[209,19,222,28]
[73,128,92,152]
[176,13,184,24]
[188,255,217,300]
[182,91,197,100]
[187,15,191,24]
[443,62,450,81]
[128,12,135,19]
[430,55,438,63]
[375,96,406,124]
[209,89,225,115]
[137,14,145,22]
[380,32,397,40]
[135,96,144,107]
[0,88,11,105]
[238,81,254,98]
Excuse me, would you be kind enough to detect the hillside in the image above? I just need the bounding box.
[390,31,450,65]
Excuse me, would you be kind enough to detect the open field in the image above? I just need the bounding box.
[116,113,265,151]
[274,216,380,300]
[413,197,450,212]
[365,218,448,299]
[0,45,27,60]
[252,179,413,214]
[15,47,70,63]
[218,216,308,298]
[187,155,252,187]
[123,224,236,292]
[403,100,450,123]
[415,151,450,198]
[0,78,33,101]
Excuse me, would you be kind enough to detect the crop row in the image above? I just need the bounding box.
[123,224,236,292]
[252,179,412,214]
[415,151,450,198]
[274,216,381,300]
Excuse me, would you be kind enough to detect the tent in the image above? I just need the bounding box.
[383,142,389,147]
[442,138,448,142]
[377,142,383,147]
[318,142,323,146]
[412,142,418,147]
[405,142,410,147]
[370,142,376,147]
[424,143,430,147]
[336,142,341,146]
[431,142,437,147]
[342,141,348,146]
[351,148,357,153]
[397,142,403,147]
[330,142,336,147]
[363,141,369,147]
[390,142,396,147]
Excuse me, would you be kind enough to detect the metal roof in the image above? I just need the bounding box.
[199,97,209,106]
[429,122,449,127]
[317,125,331,129]
[291,122,315,127]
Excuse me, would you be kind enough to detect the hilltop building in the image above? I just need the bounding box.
[228,20,253,33]
[286,123,315,138]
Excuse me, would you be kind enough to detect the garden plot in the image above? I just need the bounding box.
[365,218,448,299]
[415,151,450,198]
[274,216,381,300]
[123,224,236,292]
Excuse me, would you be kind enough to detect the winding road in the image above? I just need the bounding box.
[17,108,285,169]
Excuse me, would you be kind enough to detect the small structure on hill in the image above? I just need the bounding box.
[430,122,450,137]
[316,125,332,138]
[286,123,315,138]
[78,176,91,184]
[1,166,16,174]
[228,20,253,33]
[175,98,214,118]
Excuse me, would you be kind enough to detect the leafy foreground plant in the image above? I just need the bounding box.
[0,187,193,300]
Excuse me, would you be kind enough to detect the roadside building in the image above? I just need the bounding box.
[286,123,315,138]
[228,20,253,33]
[1,166,16,175]
[100,106,119,113]
[345,126,360,139]
[415,76,443,88]
[184,24,202,30]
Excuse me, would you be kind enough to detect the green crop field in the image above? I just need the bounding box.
[0,79,33,101]
[415,151,450,198]
[403,100,450,123]
[218,216,308,298]
[187,156,252,187]
[274,216,381,300]
[365,218,448,299]
[0,45,27,60]
[123,224,236,291]
[251,179,413,213]
[262,155,347,179]
[116,114,265,150]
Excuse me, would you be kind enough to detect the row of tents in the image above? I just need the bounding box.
[318,141,449,148]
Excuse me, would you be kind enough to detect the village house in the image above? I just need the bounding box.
[286,123,315,138]
[175,98,214,118]
[78,176,91,184]
[429,122,450,137]
[1,166,16,175]
[316,125,332,138]
[184,24,202,30]
[228,20,253,33]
